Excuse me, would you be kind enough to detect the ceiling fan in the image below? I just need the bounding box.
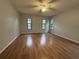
[37,0,57,3]
[21,0,58,12]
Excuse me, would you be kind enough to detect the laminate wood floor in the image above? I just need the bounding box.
[0,33,79,59]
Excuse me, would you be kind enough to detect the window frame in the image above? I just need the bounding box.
[50,19,54,30]
[41,19,46,30]
[27,18,32,30]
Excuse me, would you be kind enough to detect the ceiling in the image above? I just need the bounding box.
[10,0,79,16]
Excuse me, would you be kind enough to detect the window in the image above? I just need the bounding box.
[50,19,54,29]
[27,18,32,30]
[42,20,46,29]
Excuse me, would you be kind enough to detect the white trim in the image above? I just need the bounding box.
[50,33,79,44]
[0,34,20,54]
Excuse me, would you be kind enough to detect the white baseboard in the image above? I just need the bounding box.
[50,33,79,44]
[0,34,20,54]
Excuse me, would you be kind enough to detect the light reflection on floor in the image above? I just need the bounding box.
[26,35,33,47]
[26,34,52,47]
[40,34,46,46]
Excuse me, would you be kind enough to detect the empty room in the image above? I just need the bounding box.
[0,0,79,59]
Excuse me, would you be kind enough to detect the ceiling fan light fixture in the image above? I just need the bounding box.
[41,8,46,12]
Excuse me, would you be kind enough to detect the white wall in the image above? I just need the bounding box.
[0,0,20,52]
[50,6,79,42]
[20,15,49,34]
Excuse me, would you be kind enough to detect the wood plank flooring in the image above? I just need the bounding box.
[0,33,79,59]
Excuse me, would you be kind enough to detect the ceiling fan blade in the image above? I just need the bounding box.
[48,0,58,3]
[36,0,43,3]
[48,7,57,11]
[21,5,38,8]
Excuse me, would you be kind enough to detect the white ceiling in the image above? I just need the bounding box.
[10,0,79,16]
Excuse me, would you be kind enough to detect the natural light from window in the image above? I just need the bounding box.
[42,20,46,30]
[27,18,32,30]
[50,19,54,30]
